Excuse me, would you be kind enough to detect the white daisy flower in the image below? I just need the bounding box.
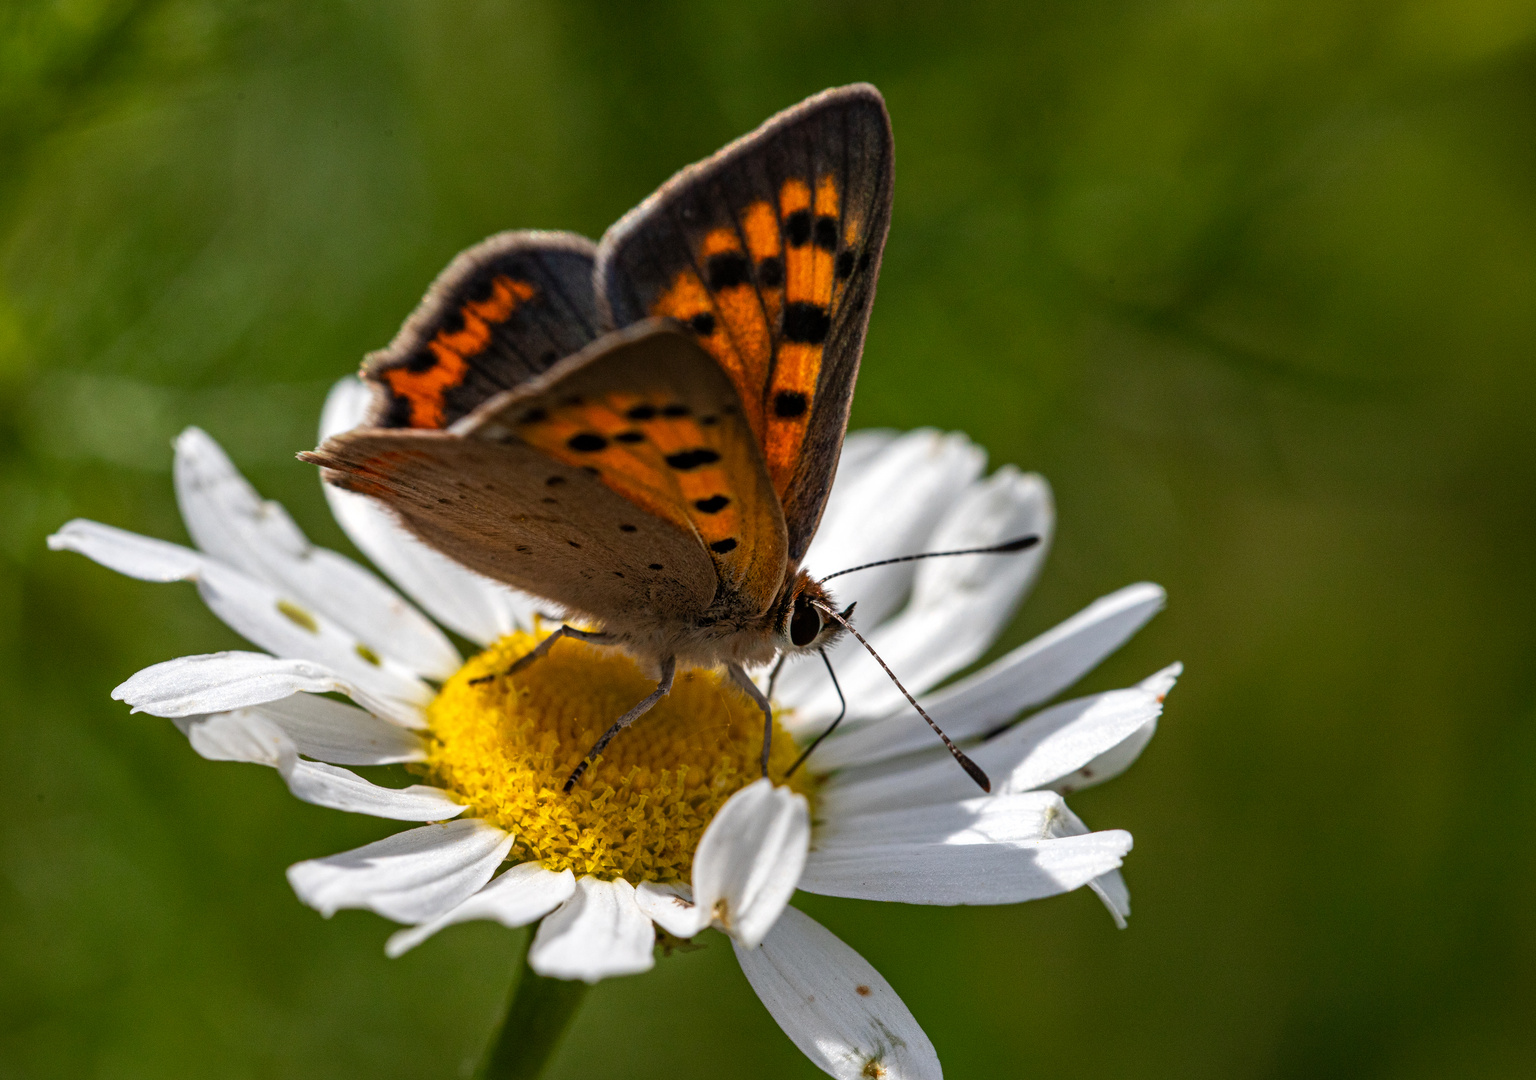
[48,379,1178,1080]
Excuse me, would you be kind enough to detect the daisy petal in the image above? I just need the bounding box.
[792,467,1053,726]
[1052,802,1131,928]
[237,694,425,765]
[781,430,986,709]
[811,791,1067,852]
[318,378,541,645]
[114,651,425,729]
[811,582,1166,770]
[48,518,202,579]
[279,760,465,821]
[690,778,810,948]
[734,905,941,1080]
[528,876,655,983]
[385,862,576,957]
[798,830,1133,905]
[287,819,512,922]
[820,667,1178,818]
[172,710,461,820]
[633,882,708,938]
[173,427,460,679]
[54,520,432,713]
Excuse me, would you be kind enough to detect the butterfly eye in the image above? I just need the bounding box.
[789,595,823,647]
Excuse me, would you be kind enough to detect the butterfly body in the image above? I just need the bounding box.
[305,85,892,780]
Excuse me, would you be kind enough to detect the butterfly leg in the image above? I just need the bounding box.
[471,624,615,684]
[727,663,775,780]
[563,656,677,793]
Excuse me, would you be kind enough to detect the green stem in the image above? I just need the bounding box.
[475,939,590,1080]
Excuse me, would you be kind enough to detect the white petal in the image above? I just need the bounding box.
[287,819,511,922]
[820,668,1178,818]
[779,430,986,710]
[1045,662,1180,796]
[172,710,461,820]
[734,906,940,1080]
[318,377,542,646]
[173,706,291,765]
[174,427,460,679]
[1051,802,1131,928]
[790,467,1053,727]
[55,520,432,713]
[633,882,708,939]
[831,429,899,481]
[240,694,425,765]
[114,651,426,729]
[528,876,655,983]
[386,862,576,957]
[798,829,1133,905]
[690,779,810,948]
[811,583,1166,770]
[812,791,1066,851]
[49,518,202,579]
[280,760,465,821]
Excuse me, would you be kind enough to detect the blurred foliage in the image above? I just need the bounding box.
[4,1,1536,1077]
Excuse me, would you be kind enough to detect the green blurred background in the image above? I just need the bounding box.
[5,1,1536,1076]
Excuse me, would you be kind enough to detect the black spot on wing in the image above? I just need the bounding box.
[774,391,808,418]
[782,302,831,345]
[567,433,607,452]
[786,210,812,246]
[688,312,716,336]
[614,430,644,444]
[626,404,657,420]
[710,538,738,553]
[814,216,838,251]
[693,495,730,513]
[757,257,784,287]
[665,448,721,470]
[835,251,855,280]
[707,252,751,289]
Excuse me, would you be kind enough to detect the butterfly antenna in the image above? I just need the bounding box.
[811,601,991,792]
[818,534,1039,584]
[784,648,847,780]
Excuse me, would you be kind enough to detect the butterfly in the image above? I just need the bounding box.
[305,84,1001,792]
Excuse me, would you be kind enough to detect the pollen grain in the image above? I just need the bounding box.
[419,629,813,883]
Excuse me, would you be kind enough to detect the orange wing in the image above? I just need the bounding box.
[311,323,787,623]
[595,85,893,564]
[363,231,603,431]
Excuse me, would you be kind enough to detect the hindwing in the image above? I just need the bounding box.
[364,231,603,430]
[311,323,787,622]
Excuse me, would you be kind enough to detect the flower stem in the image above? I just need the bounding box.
[475,939,589,1080]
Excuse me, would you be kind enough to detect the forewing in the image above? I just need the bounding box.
[596,84,893,563]
[460,321,788,618]
[364,231,603,430]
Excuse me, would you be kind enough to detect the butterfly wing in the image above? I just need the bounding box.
[595,84,894,564]
[364,231,604,430]
[309,321,787,622]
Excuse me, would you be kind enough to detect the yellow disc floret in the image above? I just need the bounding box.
[419,628,814,883]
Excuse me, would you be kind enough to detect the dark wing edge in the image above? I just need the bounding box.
[593,84,894,564]
[361,230,603,431]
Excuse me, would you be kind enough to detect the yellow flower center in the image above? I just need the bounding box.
[419,629,814,883]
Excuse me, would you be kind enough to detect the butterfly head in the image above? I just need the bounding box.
[774,571,848,654]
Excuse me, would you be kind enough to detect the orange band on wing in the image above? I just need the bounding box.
[383,276,537,427]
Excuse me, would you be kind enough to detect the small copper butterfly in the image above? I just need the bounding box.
[306,85,1013,791]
